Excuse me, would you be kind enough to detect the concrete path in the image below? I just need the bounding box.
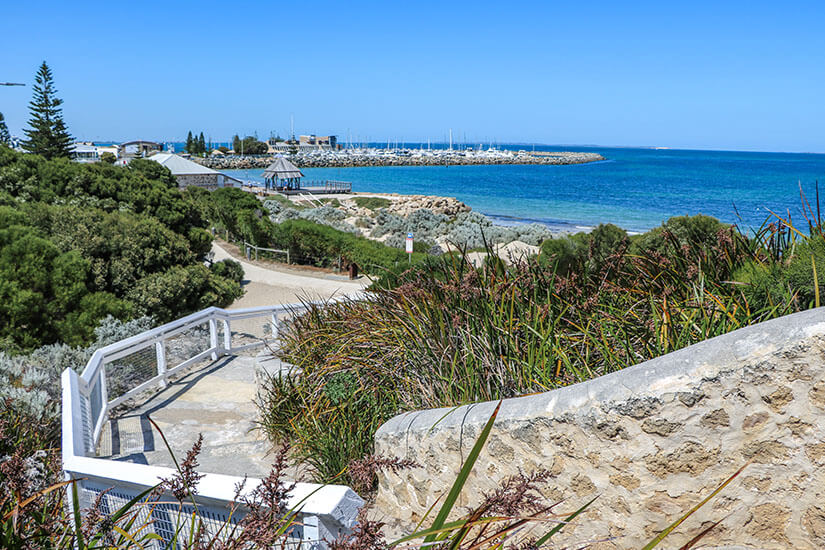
[212,241,368,308]
[93,244,362,480]
[96,354,291,478]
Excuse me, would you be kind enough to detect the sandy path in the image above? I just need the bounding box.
[212,241,369,308]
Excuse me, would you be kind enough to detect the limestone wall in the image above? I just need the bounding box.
[176,174,220,190]
[373,308,825,549]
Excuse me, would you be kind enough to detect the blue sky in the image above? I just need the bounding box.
[1,1,824,152]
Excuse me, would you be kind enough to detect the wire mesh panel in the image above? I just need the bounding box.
[165,322,211,369]
[103,346,159,402]
[78,480,305,549]
[230,314,275,350]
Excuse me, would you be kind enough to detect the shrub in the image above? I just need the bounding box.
[210,258,245,283]
[271,219,422,273]
[353,196,391,210]
[262,215,789,483]
[127,264,244,322]
[99,151,116,164]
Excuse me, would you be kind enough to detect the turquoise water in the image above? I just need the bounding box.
[224,146,825,233]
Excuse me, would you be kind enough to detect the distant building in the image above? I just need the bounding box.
[70,142,120,163]
[119,140,162,159]
[299,134,338,149]
[148,153,242,190]
[71,142,100,163]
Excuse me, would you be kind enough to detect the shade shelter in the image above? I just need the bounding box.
[263,156,304,191]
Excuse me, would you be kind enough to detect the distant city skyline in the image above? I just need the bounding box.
[2,1,824,153]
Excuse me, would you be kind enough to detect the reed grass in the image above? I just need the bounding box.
[258,215,805,485]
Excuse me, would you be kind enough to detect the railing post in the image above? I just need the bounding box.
[156,340,167,388]
[270,313,279,341]
[209,318,219,360]
[222,319,231,353]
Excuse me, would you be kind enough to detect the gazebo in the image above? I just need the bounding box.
[262,156,304,191]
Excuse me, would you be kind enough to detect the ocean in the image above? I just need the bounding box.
[219,145,825,234]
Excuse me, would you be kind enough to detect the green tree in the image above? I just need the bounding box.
[99,151,116,164]
[0,112,10,147]
[198,132,205,155]
[22,62,73,159]
[232,134,241,153]
[186,130,194,153]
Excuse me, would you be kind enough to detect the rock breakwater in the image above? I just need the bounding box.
[195,148,604,170]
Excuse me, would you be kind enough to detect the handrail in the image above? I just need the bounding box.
[62,295,364,547]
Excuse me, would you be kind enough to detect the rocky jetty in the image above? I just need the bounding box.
[195,148,604,170]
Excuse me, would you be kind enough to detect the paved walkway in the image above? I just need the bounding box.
[93,244,357,480]
[96,354,291,478]
[212,241,368,308]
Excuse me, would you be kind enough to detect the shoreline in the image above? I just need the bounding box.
[195,149,604,170]
[270,189,590,237]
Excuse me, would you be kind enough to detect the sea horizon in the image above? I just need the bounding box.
[225,145,825,235]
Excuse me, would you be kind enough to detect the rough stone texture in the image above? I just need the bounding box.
[373,308,825,549]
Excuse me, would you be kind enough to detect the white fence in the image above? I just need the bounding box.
[62,302,363,548]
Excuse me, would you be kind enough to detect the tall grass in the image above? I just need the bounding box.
[258,215,804,484]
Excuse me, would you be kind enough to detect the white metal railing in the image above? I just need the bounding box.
[62,300,363,548]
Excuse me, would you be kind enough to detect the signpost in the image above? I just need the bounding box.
[406,232,413,263]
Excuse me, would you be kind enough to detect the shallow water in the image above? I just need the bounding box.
[225,145,825,233]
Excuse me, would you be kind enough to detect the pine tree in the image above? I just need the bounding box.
[198,132,205,155]
[232,134,240,153]
[186,131,194,153]
[0,112,10,147]
[22,62,73,159]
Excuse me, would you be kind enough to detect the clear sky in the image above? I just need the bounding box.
[1,1,823,152]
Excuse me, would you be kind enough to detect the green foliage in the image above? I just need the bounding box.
[353,196,391,210]
[272,219,423,273]
[210,258,245,283]
[0,112,10,146]
[0,148,242,351]
[540,223,628,276]
[99,151,116,164]
[22,61,73,159]
[185,130,209,155]
[232,135,268,155]
[127,264,243,322]
[736,236,825,310]
[262,215,793,483]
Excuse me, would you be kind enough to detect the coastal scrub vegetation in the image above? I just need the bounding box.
[259,210,815,484]
[189,187,427,272]
[0,147,244,353]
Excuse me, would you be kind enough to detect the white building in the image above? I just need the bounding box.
[148,153,241,190]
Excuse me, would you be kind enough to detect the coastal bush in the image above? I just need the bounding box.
[0,314,154,444]
[353,196,391,210]
[296,205,358,234]
[0,149,243,352]
[268,219,424,273]
[369,209,406,238]
[127,264,244,323]
[540,223,628,276]
[210,258,245,284]
[261,215,797,484]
